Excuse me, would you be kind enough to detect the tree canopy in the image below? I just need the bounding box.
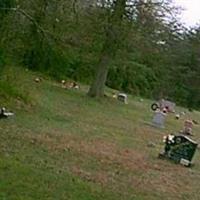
[0,0,199,108]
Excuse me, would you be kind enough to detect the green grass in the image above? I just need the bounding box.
[0,66,200,200]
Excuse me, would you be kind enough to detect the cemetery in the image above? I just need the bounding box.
[0,68,200,200]
[150,100,199,166]
[0,0,200,199]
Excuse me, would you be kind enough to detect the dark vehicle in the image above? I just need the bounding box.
[159,134,198,167]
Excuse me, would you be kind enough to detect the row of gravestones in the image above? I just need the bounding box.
[152,107,193,135]
[151,101,198,167]
[115,95,193,136]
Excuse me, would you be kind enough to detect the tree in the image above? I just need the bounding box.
[0,0,199,109]
[88,0,126,97]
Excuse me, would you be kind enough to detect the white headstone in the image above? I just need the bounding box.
[152,111,166,128]
[117,93,128,104]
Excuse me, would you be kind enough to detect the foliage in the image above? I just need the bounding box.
[0,66,34,105]
[0,49,5,72]
[107,59,157,97]
[0,0,199,108]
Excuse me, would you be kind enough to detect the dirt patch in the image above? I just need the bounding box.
[25,132,148,169]
[23,132,194,198]
[71,166,109,186]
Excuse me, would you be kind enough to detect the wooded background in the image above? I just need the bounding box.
[0,0,199,109]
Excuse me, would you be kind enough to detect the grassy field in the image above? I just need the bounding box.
[0,67,200,200]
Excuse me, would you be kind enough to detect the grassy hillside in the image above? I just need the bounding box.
[0,67,200,200]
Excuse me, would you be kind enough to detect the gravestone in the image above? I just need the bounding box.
[183,120,193,135]
[175,114,180,120]
[159,99,176,113]
[152,111,166,128]
[159,134,198,166]
[117,93,128,104]
[0,107,14,119]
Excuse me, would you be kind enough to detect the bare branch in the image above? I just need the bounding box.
[0,7,79,47]
[0,7,46,35]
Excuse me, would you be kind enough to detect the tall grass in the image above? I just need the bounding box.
[0,66,33,105]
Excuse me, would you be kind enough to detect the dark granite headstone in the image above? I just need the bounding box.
[159,134,198,166]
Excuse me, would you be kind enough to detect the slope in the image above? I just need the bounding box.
[0,66,200,200]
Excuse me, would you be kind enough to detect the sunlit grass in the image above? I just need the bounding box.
[0,66,200,200]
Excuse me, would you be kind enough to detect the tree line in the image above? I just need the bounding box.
[0,0,199,109]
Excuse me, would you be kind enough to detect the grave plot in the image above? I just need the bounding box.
[159,134,198,167]
[152,110,166,128]
[61,80,80,90]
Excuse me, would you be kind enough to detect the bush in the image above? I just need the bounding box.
[0,66,32,104]
[0,49,5,73]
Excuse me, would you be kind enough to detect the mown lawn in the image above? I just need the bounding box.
[0,67,200,200]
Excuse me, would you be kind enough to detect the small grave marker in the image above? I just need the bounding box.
[0,107,14,119]
[117,93,128,104]
[183,120,193,135]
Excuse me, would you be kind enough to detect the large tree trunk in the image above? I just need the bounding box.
[87,52,110,97]
[88,0,126,97]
